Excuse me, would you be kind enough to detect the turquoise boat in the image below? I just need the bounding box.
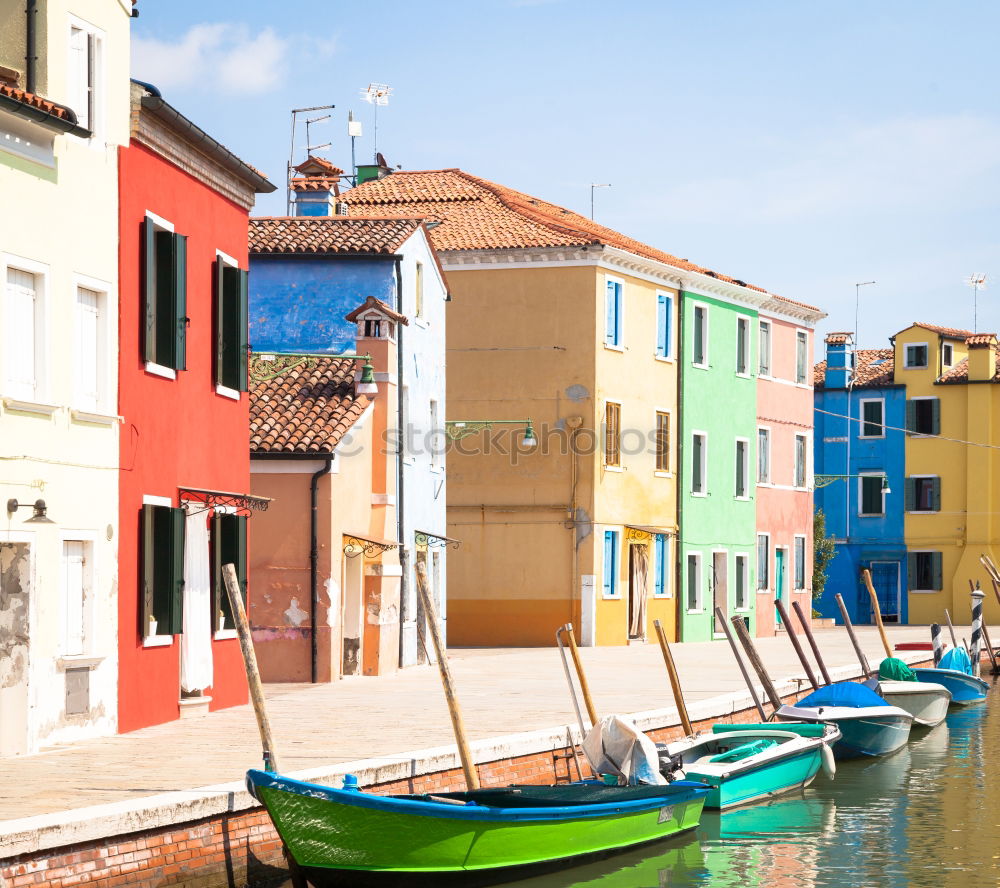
[247,770,710,887]
[657,723,839,809]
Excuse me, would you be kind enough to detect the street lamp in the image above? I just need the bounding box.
[815,473,891,495]
[6,498,55,523]
[446,419,537,449]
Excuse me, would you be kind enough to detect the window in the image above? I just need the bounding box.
[68,21,100,135]
[602,530,620,598]
[859,474,886,516]
[605,279,623,347]
[794,536,806,590]
[430,399,441,468]
[758,320,771,376]
[605,402,621,467]
[692,432,707,494]
[653,534,670,597]
[141,504,185,637]
[143,215,187,372]
[61,540,92,656]
[735,438,749,498]
[214,256,248,393]
[860,399,884,438]
[757,534,769,590]
[943,343,954,366]
[212,512,248,633]
[796,331,808,384]
[415,261,424,319]
[656,292,672,358]
[906,398,940,436]
[908,551,943,591]
[655,411,670,472]
[686,553,702,611]
[735,554,748,609]
[906,476,941,512]
[794,434,808,488]
[364,318,381,338]
[736,316,750,375]
[757,428,770,484]
[4,267,42,400]
[905,343,928,368]
[692,304,708,366]
[74,286,103,411]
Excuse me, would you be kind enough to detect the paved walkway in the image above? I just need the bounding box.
[0,625,935,821]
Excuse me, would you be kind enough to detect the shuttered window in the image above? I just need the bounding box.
[602,530,619,598]
[860,475,885,515]
[860,399,884,437]
[735,439,749,498]
[794,434,808,488]
[143,217,187,371]
[908,551,943,591]
[76,287,100,411]
[757,534,769,589]
[736,317,749,374]
[653,534,669,597]
[905,398,940,436]
[735,554,748,609]
[906,476,941,512]
[141,504,185,636]
[796,331,808,383]
[68,25,96,133]
[693,305,708,366]
[4,268,38,400]
[758,321,771,376]
[757,428,770,483]
[686,554,701,610]
[692,433,707,494]
[655,411,670,472]
[794,536,806,590]
[656,293,672,358]
[215,258,249,392]
[605,402,621,467]
[605,280,623,347]
[213,512,248,632]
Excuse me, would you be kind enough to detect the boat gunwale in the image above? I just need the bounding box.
[663,728,838,780]
[912,667,990,695]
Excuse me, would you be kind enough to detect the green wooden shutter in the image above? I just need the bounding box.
[931,398,941,435]
[154,230,174,366]
[211,512,223,626]
[906,553,916,589]
[238,269,249,392]
[167,506,186,635]
[214,259,226,387]
[215,514,248,629]
[173,234,188,371]
[904,478,915,511]
[142,219,157,363]
[931,477,941,511]
[932,552,943,591]
[905,400,916,434]
[141,505,155,635]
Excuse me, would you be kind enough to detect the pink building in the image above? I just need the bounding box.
[755,314,815,637]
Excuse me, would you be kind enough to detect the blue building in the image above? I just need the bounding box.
[814,333,908,624]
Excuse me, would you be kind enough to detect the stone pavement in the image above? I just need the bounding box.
[0,625,934,822]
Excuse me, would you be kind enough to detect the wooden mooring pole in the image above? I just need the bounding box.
[774,599,818,690]
[716,608,767,721]
[835,593,872,679]
[561,623,600,729]
[793,600,833,685]
[653,619,693,736]
[862,569,893,660]
[730,615,783,713]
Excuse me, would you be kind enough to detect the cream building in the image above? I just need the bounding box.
[0,0,131,754]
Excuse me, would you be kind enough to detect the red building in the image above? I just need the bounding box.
[117,80,274,732]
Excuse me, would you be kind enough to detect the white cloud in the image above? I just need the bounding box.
[132,23,290,95]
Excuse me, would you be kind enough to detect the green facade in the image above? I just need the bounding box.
[678,291,759,641]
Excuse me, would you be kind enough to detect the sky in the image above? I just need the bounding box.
[131,1,1000,351]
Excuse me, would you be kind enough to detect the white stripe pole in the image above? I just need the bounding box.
[930,622,943,665]
[971,588,985,670]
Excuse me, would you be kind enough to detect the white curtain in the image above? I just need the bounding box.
[181,508,214,693]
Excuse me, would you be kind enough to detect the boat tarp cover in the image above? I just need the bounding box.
[939,647,974,675]
[708,737,778,763]
[797,681,888,709]
[712,723,827,738]
[582,714,667,785]
[879,657,918,682]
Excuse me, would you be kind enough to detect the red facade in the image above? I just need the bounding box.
[117,140,252,732]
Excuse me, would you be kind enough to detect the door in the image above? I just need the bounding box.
[628,545,649,639]
[415,549,428,664]
[774,548,787,626]
[342,554,364,676]
[870,561,901,624]
[712,552,728,635]
[0,543,30,756]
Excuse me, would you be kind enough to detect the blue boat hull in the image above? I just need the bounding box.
[832,714,912,759]
[912,668,989,705]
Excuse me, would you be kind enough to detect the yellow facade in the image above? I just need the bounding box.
[444,255,679,646]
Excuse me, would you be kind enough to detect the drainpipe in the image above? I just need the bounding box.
[394,257,409,668]
[310,457,333,683]
[25,0,37,95]
[675,290,686,639]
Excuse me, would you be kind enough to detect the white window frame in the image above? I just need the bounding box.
[691,301,709,369]
[756,426,771,485]
[654,290,675,362]
[858,397,885,439]
[691,430,708,497]
[942,342,954,367]
[686,551,703,613]
[756,532,770,593]
[735,315,751,377]
[141,495,175,647]
[653,534,672,598]
[58,531,99,661]
[67,14,105,145]
[904,342,929,369]
[758,319,772,377]
[734,553,750,611]
[734,436,750,500]
[604,275,624,352]
[909,549,943,594]
[144,211,178,380]
[2,253,50,409]
[858,471,887,517]
[908,395,939,438]
[72,273,114,419]
[793,534,807,592]
[214,250,241,400]
[793,432,810,490]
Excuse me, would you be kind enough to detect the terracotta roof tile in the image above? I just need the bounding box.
[290,176,342,192]
[249,356,369,454]
[965,333,997,348]
[293,156,344,176]
[938,351,1000,384]
[824,332,853,345]
[913,321,974,339]
[249,216,423,255]
[0,83,75,122]
[343,169,820,312]
[814,348,894,390]
[345,295,409,325]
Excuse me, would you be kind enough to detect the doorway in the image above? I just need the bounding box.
[774,548,787,626]
[869,561,901,623]
[712,551,728,636]
[341,553,364,676]
[0,542,30,756]
[628,544,649,640]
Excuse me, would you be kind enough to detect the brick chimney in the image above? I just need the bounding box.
[292,155,344,217]
[823,332,853,389]
[966,333,998,381]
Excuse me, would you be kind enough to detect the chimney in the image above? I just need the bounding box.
[823,332,853,389]
[966,334,998,381]
[291,155,343,217]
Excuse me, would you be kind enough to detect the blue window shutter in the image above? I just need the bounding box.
[614,283,623,345]
[657,294,667,356]
[654,535,665,596]
[603,531,614,596]
[605,282,616,344]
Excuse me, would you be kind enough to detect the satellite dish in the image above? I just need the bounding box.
[376,152,388,168]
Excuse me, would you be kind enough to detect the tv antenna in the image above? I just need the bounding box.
[590,183,611,220]
[287,104,335,214]
[359,83,392,162]
[305,114,331,155]
[965,274,988,332]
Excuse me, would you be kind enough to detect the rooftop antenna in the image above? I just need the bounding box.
[590,183,611,220]
[287,104,335,215]
[965,274,988,333]
[359,83,392,162]
[305,114,332,156]
[348,111,363,184]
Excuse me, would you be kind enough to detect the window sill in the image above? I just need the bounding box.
[691,491,708,498]
[603,343,625,354]
[654,471,672,478]
[653,354,675,364]
[601,595,622,601]
[735,371,752,379]
[757,480,772,487]
[71,409,120,426]
[903,365,928,371]
[56,655,104,669]
[758,372,772,380]
[604,465,624,473]
[215,384,240,401]
[652,594,673,599]
[143,634,174,648]
[858,513,885,519]
[145,362,177,380]
[756,589,771,595]
[906,510,939,515]
[735,495,751,502]
[214,628,238,641]
[734,607,751,613]
[686,609,704,615]
[2,397,59,416]
[910,590,942,595]
[691,362,710,371]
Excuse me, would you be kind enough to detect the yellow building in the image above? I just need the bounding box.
[892,322,1000,623]
[346,169,771,645]
[0,0,131,753]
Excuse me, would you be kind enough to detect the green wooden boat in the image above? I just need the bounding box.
[247,770,710,887]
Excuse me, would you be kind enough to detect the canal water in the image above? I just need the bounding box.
[500,679,999,888]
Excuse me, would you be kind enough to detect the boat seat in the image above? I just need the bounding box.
[707,737,778,764]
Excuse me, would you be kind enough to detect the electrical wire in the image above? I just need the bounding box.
[814,407,1000,452]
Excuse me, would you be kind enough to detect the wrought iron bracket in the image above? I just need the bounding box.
[415,530,461,550]
[343,535,400,559]
[179,487,271,517]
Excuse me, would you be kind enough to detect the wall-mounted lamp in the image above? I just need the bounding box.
[6,498,55,524]
[814,473,891,495]
[446,419,537,449]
